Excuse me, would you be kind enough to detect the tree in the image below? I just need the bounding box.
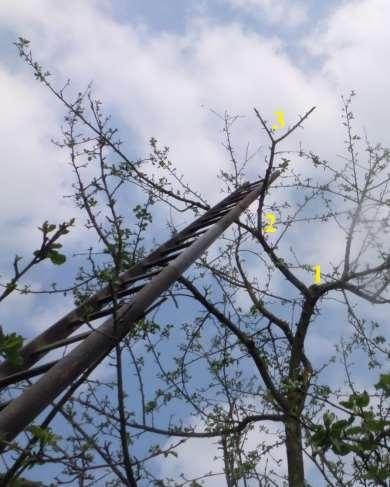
[0,38,389,486]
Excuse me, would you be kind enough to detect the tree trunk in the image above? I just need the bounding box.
[285,417,305,487]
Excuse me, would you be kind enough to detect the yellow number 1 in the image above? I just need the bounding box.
[314,265,321,284]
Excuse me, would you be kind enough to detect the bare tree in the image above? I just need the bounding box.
[0,39,388,486]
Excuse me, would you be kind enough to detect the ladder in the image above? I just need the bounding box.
[0,171,279,446]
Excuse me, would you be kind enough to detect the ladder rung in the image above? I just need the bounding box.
[97,283,146,306]
[185,215,222,232]
[114,284,145,300]
[171,197,242,243]
[217,200,241,210]
[200,210,232,224]
[182,188,255,234]
[142,252,182,269]
[198,207,231,221]
[31,331,92,356]
[0,360,59,388]
[159,240,195,256]
[189,192,249,225]
[1,296,169,388]
[225,190,252,204]
[67,300,122,325]
[120,269,160,287]
[174,229,208,244]
[219,186,249,201]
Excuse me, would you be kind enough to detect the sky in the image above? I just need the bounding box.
[0,0,389,485]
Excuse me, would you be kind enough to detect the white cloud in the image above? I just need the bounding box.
[156,406,317,484]
[156,416,288,485]
[0,1,330,194]
[0,68,69,238]
[300,0,390,140]
[0,275,76,337]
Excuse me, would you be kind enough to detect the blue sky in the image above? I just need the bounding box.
[0,0,389,485]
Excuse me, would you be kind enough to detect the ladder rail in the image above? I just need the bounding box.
[0,181,263,381]
[0,172,280,445]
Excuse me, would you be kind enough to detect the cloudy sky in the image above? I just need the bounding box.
[0,0,389,485]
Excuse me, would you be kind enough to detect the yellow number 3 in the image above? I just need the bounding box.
[272,111,285,131]
[265,213,277,233]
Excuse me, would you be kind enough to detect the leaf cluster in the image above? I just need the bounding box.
[311,374,390,484]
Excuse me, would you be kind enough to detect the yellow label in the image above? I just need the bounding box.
[272,111,285,130]
[314,265,321,284]
[264,213,277,233]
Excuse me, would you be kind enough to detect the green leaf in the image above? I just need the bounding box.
[249,305,260,315]
[278,158,290,171]
[5,282,17,293]
[50,243,62,250]
[48,251,66,265]
[323,411,335,428]
[27,425,61,445]
[46,224,56,232]
[0,332,24,366]
[145,400,157,413]
[355,391,370,408]
[375,373,390,397]
[311,154,321,167]
[331,419,350,436]
[339,399,354,410]
[38,221,56,233]
[18,37,30,46]
[331,439,350,456]
[311,428,328,447]
[365,418,389,432]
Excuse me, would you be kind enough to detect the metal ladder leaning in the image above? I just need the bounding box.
[0,171,279,445]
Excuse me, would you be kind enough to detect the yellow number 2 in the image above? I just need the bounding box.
[265,213,277,233]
